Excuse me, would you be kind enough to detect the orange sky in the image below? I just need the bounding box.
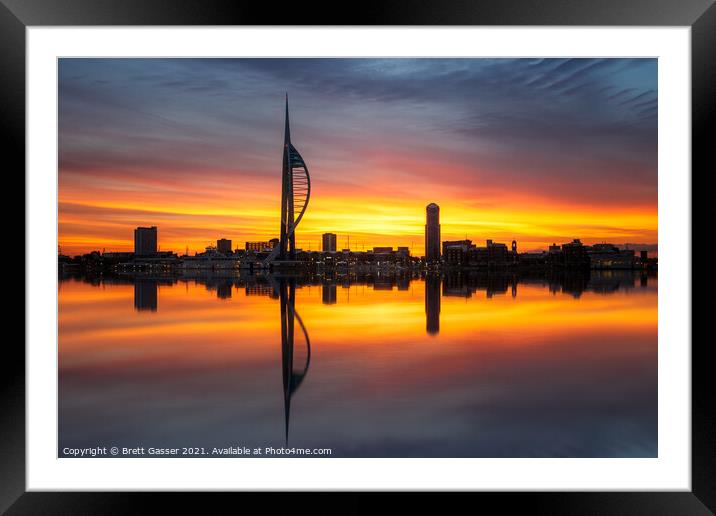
[58,58,658,256]
[58,172,657,256]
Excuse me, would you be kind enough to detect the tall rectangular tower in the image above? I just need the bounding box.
[425,203,441,262]
[322,233,337,252]
[134,226,157,256]
[217,238,232,254]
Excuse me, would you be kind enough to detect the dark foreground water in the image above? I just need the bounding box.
[58,270,657,458]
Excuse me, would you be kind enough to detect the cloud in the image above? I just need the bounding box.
[58,58,658,255]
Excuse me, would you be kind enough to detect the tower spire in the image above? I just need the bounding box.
[284,93,291,145]
[268,92,310,264]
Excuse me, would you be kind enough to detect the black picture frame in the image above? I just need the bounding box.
[4,0,709,513]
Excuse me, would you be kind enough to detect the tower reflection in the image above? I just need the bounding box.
[425,274,441,336]
[134,279,158,311]
[276,277,311,445]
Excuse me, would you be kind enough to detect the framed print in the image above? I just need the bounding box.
[5,0,711,512]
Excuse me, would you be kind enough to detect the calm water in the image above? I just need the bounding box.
[58,270,657,457]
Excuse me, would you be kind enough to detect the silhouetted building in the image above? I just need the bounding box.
[425,274,441,335]
[134,279,158,311]
[246,241,270,252]
[425,203,441,262]
[134,226,157,256]
[443,239,472,257]
[217,238,232,254]
[443,240,474,266]
[562,239,590,268]
[322,233,337,252]
[102,251,134,260]
[444,239,510,267]
[519,251,548,267]
[485,239,509,264]
[587,243,636,269]
[373,246,393,254]
[269,238,280,249]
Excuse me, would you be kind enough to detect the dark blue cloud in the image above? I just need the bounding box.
[59,58,657,204]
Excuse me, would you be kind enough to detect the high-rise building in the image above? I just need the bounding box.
[322,233,337,252]
[217,238,232,254]
[425,203,441,262]
[134,226,157,256]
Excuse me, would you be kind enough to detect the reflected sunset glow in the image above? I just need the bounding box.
[58,274,657,457]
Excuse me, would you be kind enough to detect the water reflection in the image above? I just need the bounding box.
[425,274,440,335]
[275,277,311,445]
[58,269,657,457]
[112,269,656,341]
[133,279,158,312]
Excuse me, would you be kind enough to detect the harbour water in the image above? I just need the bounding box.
[58,270,657,457]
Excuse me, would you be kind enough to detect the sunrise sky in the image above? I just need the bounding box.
[58,58,657,257]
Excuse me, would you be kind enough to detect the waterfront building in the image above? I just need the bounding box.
[465,240,509,267]
[134,226,157,256]
[217,238,232,254]
[561,239,590,268]
[443,240,474,266]
[587,243,636,269]
[246,241,270,252]
[442,239,472,257]
[425,203,441,262]
[443,239,510,267]
[102,251,134,260]
[322,233,337,252]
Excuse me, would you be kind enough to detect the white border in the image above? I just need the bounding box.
[27,27,691,491]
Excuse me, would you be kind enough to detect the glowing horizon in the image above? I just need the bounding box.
[58,58,657,257]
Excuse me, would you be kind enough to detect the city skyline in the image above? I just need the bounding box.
[59,58,658,256]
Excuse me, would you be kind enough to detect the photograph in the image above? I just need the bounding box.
[56,57,659,459]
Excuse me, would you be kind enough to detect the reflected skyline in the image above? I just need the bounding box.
[59,270,657,457]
